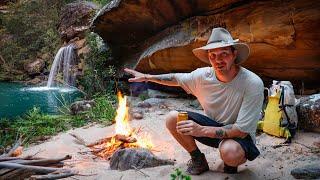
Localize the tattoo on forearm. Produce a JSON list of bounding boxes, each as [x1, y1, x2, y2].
[[156, 74, 174, 82], [215, 129, 225, 138]]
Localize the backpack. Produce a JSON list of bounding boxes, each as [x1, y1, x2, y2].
[[257, 80, 298, 142]]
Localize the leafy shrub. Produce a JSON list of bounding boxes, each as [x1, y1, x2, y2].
[[87, 94, 116, 124], [78, 32, 116, 97], [170, 168, 191, 180], [0, 106, 85, 147]]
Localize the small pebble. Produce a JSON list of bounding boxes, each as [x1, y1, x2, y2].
[[132, 112, 143, 119]]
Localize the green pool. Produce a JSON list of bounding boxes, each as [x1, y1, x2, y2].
[[0, 82, 83, 119]]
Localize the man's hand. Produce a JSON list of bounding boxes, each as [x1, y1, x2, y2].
[[176, 120, 204, 137], [124, 68, 147, 82]]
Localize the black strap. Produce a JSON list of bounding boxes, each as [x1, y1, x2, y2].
[[279, 86, 291, 126]]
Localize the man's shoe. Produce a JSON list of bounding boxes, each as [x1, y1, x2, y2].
[[186, 153, 209, 175], [223, 163, 238, 174]]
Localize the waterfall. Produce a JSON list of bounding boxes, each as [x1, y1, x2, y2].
[[47, 44, 77, 87]]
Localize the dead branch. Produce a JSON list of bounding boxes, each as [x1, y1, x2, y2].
[[69, 133, 87, 146], [0, 138, 21, 158], [0, 157, 22, 162], [4, 155, 71, 166], [29, 171, 76, 180], [87, 137, 112, 147], [0, 168, 14, 176], [295, 142, 320, 153], [0, 169, 34, 179], [0, 162, 69, 174], [131, 165, 149, 177]]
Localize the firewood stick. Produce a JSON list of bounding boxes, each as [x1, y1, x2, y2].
[[69, 133, 87, 146], [4, 155, 71, 166], [1, 169, 34, 179], [0, 157, 22, 162], [0, 152, 43, 162], [0, 162, 71, 174], [0, 168, 15, 176], [29, 171, 76, 180], [87, 137, 112, 147]]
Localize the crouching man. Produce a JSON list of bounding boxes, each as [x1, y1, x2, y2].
[[125, 27, 264, 175]]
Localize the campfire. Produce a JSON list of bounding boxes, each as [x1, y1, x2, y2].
[[89, 92, 153, 159]]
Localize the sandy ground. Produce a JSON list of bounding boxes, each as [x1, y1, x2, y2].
[[23, 97, 320, 180]]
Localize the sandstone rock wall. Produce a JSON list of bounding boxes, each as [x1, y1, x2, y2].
[[91, 0, 320, 88]]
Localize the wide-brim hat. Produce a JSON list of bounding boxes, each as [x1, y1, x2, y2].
[[192, 27, 250, 64]]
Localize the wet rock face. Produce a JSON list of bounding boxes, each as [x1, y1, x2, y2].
[[297, 94, 320, 131], [24, 59, 45, 75], [0, 0, 17, 6], [109, 148, 174, 171], [58, 1, 98, 41]]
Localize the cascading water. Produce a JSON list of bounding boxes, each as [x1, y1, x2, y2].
[[0, 45, 83, 119], [47, 44, 77, 87]]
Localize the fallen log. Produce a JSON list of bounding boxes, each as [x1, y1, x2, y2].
[[4, 155, 71, 166], [0, 162, 66, 174], [0, 155, 76, 179], [0, 169, 34, 180], [0, 157, 21, 162]]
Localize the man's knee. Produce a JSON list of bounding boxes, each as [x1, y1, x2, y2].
[[165, 110, 179, 131], [219, 139, 246, 167]]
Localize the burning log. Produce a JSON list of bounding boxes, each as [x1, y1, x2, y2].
[[109, 148, 174, 171], [90, 134, 141, 160]]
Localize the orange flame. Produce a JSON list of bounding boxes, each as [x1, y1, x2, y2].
[[115, 92, 131, 136], [114, 92, 153, 149], [92, 92, 154, 159]]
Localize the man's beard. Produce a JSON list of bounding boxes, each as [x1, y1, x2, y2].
[[214, 63, 230, 74]]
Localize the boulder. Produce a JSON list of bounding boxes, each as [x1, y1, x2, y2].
[[132, 112, 143, 120], [109, 148, 174, 170], [291, 163, 320, 179], [25, 77, 42, 85], [58, 1, 98, 41], [70, 100, 95, 115], [297, 94, 320, 132], [147, 89, 179, 99], [24, 59, 45, 75], [92, 0, 320, 87]]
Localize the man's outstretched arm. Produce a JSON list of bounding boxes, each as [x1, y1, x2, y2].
[[124, 68, 179, 86]]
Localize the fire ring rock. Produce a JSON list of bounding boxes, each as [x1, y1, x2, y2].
[[109, 148, 174, 171]]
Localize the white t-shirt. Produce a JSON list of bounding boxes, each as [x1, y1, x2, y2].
[[175, 67, 264, 143]]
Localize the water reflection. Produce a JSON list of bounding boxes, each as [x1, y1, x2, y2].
[[0, 82, 82, 119]]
